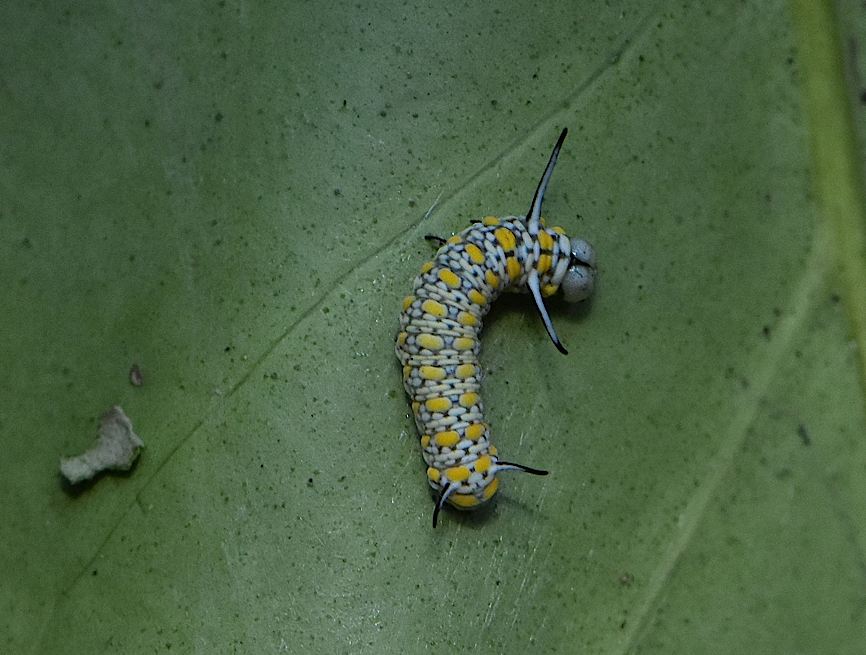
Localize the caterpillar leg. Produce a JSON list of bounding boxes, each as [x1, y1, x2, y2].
[[424, 234, 446, 247]]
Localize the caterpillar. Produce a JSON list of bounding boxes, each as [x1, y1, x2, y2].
[[396, 128, 597, 527]]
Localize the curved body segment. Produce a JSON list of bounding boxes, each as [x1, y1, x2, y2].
[[395, 129, 597, 526]]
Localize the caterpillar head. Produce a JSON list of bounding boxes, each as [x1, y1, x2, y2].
[[562, 237, 597, 303]]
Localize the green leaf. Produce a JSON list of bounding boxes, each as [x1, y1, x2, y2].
[[2, 0, 864, 652]]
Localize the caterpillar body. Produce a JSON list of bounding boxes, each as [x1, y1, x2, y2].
[[396, 128, 597, 527]]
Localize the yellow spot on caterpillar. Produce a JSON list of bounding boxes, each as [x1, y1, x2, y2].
[[427, 467, 440, 482], [475, 454, 492, 473], [457, 311, 477, 327], [552, 226, 566, 235], [482, 215, 500, 226], [438, 268, 461, 289], [434, 430, 460, 447], [465, 243, 485, 265], [494, 227, 517, 251], [397, 331, 408, 346], [447, 235, 462, 245], [489, 445, 498, 456], [421, 299, 447, 318], [417, 333, 444, 350], [538, 230, 553, 251], [455, 363, 477, 379], [466, 423, 486, 440], [542, 284, 558, 297], [419, 365, 446, 380], [420, 435, 431, 448], [459, 392, 479, 408], [468, 289, 487, 305], [537, 253, 552, 274], [446, 465, 471, 482], [425, 397, 452, 413], [483, 476, 500, 500], [450, 493, 480, 508], [506, 256, 522, 281], [539, 216, 547, 226], [402, 365, 411, 380], [485, 269, 500, 288], [453, 337, 474, 351], [402, 295, 415, 311], [420, 261, 434, 274]]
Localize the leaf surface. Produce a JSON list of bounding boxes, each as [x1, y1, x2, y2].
[[1, 1, 864, 652]]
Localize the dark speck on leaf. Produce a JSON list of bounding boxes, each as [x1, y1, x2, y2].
[[214, 112, 223, 122]]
